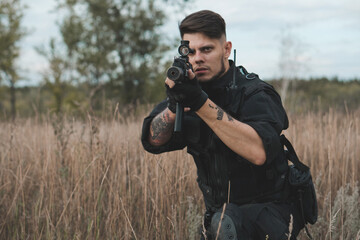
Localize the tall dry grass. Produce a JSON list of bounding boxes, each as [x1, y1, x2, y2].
[[0, 109, 359, 239]]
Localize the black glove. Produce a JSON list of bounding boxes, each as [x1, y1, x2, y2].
[[166, 78, 208, 111]]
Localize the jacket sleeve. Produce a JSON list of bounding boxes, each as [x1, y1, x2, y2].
[[141, 99, 187, 154], [238, 84, 288, 164]]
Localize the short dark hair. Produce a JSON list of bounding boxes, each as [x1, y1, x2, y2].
[[179, 10, 226, 39]]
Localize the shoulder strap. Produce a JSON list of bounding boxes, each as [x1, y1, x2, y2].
[[227, 66, 262, 115], [280, 134, 309, 172]]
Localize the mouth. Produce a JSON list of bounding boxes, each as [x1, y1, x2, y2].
[[195, 67, 208, 74]]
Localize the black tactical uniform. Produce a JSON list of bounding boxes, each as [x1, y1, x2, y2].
[[141, 61, 303, 239]]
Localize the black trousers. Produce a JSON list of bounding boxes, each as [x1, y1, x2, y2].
[[203, 202, 304, 240]]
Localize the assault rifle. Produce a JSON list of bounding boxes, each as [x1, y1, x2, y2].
[[166, 40, 194, 133]]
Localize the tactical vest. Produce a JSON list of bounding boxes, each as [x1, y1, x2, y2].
[[183, 66, 290, 211]]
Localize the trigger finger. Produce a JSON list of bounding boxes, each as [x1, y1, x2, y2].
[[187, 69, 196, 80], [165, 78, 175, 88]]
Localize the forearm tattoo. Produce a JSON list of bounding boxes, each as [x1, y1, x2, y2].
[[150, 111, 174, 142], [209, 104, 234, 121], [217, 109, 224, 120]]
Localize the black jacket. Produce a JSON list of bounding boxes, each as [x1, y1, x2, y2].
[[141, 61, 290, 210]]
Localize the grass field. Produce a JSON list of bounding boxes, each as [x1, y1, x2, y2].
[[0, 109, 359, 239]]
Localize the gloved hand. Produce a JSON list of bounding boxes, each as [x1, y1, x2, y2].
[[166, 77, 208, 111]]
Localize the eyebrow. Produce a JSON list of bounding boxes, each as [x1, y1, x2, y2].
[[198, 45, 215, 52]]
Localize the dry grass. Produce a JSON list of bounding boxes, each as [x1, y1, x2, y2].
[[285, 109, 360, 239], [0, 109, 359, 239]]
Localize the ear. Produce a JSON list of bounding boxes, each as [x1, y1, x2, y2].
[[224, 41, 232, 59]]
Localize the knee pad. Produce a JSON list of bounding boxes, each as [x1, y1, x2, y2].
[[209, 212, 238, 240]]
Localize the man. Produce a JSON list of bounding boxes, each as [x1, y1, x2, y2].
[[141, 10, 304, 240]]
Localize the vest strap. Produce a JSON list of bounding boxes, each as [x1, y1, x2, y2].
[[280, 135, 309, 172]]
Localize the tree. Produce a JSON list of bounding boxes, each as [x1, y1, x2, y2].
[[57, 0, 185, 110], [278, 26, 309, 103], [36, 39, 69, 114], [0, 0, 26, 120]]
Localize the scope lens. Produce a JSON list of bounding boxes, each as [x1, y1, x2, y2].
[[179, 45, 190, 56]]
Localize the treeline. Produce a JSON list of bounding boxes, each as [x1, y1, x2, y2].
[[0, 80, 167, 119], [0, 77, 359, 119], [269, 77, 360, 113]]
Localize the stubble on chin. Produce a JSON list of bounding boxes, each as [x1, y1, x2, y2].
[[198, 59, 226, 83]]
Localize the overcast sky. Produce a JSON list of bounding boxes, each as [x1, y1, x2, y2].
[[18, 0, 360, 85]]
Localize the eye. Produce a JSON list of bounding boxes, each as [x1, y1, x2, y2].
[[188, 50, 195, 56]]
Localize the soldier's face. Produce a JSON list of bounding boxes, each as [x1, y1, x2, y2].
[[183, 33, 232, 82]]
